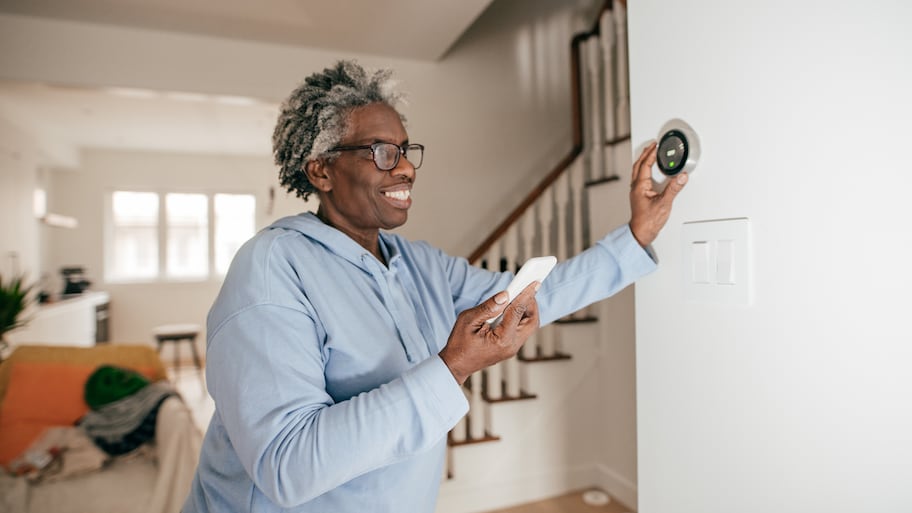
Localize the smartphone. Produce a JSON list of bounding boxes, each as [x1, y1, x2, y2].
[[486, 255, 557, 326]]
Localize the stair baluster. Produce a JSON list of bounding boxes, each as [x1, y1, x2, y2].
[[613, 3, 630, 138], [518, 210, 539, 362], [501, 227, 522, 399], [484, 243, 504, 401], [586, 37, 607, 186], [467, 371, 486, 440], [600, 10, 617, 145]]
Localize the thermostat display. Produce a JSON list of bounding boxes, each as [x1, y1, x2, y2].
[[657, 130, 688, 174], [656, 119, 700, 177]]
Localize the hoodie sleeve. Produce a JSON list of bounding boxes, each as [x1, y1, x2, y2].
[[437, 223, 657, 325]]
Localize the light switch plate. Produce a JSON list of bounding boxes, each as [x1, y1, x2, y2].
[[681, 218, 752, 305]]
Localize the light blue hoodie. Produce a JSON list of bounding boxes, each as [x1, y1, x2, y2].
[[184, 212, 656, 513]]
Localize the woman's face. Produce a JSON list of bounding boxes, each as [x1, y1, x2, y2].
[[316, 102, 416, 240]]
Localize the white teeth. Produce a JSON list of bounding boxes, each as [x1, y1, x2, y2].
[[384, 190, 410, 201]]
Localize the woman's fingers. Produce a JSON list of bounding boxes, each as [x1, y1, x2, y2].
[[632, 141, 657, 188]]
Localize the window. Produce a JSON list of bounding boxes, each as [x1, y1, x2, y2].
[[109, 191, 159, 281], [106, 191, 255, 282], [214, 193, 256, 275], [166, 193, 208, 279]]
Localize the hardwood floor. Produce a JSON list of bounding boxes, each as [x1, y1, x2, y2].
[[481, 489, 633, 513]]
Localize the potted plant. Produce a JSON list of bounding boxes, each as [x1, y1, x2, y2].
[[0, 273, 34, 358]]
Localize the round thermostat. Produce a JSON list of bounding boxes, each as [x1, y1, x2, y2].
[[656, 118, 700, 177]]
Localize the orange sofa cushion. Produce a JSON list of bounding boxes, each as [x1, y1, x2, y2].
[[0, 360, 158, 467]]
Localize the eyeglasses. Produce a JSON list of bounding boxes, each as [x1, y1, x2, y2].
[[331, 142, 424, 171]]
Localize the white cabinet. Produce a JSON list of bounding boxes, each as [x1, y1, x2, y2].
[[7, 291, 110, 347]]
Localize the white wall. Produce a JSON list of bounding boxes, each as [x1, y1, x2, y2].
[[629, 1, 912, 512], [0, 118, 43, 280]]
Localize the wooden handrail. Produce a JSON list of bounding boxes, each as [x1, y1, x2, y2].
[[467, 3, 614, 264]]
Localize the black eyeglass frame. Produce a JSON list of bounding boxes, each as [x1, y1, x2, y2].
[[330, 142, 424, 171]]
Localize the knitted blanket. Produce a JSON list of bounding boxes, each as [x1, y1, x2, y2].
[[77, 382, 176, 455]]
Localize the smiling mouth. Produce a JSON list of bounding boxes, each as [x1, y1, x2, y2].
[[383, 190, 411, 201]]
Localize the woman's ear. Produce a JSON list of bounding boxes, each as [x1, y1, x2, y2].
[[304, 159, 332, 192]]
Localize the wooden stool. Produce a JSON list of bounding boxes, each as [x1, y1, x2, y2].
[[152, 323, 203, 376]]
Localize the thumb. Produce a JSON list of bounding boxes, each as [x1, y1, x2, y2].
[[497, 282, 538, 329], [469, 290, 509, 327], [661, 172, 688, 204]]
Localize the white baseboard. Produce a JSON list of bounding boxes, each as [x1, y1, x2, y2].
[[593, 463, 638, 511]]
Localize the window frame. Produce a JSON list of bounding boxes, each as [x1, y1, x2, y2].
[[104, 188, 256, 284]]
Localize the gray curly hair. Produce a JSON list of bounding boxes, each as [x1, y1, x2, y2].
[[272, 60, 406, 200]]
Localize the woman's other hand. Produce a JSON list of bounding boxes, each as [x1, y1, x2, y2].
[[438, 283, 540, 385]]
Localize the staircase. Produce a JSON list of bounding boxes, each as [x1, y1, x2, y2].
[[444, 1, 632, 481]]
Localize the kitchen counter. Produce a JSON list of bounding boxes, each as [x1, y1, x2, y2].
[[7, 291, 110, 348]]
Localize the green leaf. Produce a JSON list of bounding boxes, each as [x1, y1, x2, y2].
[[0, 273, 35, 337]]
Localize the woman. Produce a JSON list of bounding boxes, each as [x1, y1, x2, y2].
[[184, 60, 685, 513]]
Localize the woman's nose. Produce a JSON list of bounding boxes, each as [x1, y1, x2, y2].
[[389, 154, 415, 181]]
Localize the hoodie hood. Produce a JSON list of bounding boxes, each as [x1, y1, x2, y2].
[[268, 212, 401, 273]]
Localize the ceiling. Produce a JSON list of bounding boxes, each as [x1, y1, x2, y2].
[[0, 81, 282, 158], [0, 0, 493, 61], [0, 0, 495, 162]]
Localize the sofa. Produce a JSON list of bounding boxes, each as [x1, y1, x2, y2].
[[0, 344, 202, 513]]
